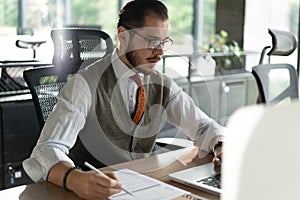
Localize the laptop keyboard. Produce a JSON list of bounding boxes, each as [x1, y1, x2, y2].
[[197, 174, 221, 189]]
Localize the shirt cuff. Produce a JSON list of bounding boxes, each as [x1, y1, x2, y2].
[[23, 147, 74, 182], [194, 121, 226, 157]]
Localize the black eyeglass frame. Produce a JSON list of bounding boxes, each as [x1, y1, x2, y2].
[[122, 25, 173, 51]]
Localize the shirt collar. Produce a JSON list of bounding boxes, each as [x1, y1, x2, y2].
[[111, 49, 144, 80]]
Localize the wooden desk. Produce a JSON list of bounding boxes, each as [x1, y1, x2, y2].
[[0, 146, 219, 200]]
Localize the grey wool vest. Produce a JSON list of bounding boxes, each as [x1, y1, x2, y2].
[[69, 55, 172, 169], [95, 63, 171, 153]]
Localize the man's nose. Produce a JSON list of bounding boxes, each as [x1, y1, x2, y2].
[[152, 46, 164, 55]]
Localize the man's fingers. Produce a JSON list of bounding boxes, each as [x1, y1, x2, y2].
[[213, 156, 221, 165], [105, 172, 120, 181]]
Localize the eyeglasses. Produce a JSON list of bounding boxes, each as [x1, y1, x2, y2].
[[124, 26, 173, 51]]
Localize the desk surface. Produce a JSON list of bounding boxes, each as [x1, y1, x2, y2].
[[0, 147, 219, 200]]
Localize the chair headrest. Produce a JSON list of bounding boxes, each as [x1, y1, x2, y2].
[[267, 28, 297, 56]]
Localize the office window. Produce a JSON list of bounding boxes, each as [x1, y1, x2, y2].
[[0, 0, 218, 68], [69, 0, 118, 37], [0, 0, 18, 36], [160, 0, 217, 77], [25, 0, 56, 33], [162, 0, 216, 53], [0, 0, 56, 61], [202, 0, 217, 44]]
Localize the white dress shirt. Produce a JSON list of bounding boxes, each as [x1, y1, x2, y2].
[[23, 49, 225, 182]]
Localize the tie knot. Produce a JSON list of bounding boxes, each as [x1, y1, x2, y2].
[[131, 73, 143, 87]]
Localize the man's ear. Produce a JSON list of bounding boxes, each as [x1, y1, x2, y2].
[[117, 26, 130, 48]]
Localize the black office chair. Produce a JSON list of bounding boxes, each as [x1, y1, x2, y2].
[[51, 27, 114, 70], [252, 29, 299, 105], [23, 66, 78, 129], [24, 28, 114, 130]]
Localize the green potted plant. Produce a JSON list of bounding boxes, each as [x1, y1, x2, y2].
[[202, 30, 244, 73]]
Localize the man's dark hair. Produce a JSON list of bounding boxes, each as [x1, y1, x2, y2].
[[117, 0, 169, 29]]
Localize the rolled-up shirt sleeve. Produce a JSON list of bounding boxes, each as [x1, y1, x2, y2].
[[166, 79, 226, 153], [23, 74, 92, 182]]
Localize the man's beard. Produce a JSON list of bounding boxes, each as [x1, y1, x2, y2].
[[125, 48, 161, 74], [125, 51, 139, 68]]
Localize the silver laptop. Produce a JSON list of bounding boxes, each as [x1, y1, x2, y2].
[[168, 162, 221, 195]]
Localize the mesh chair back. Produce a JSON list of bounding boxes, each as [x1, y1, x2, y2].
[[51, 28, 114, 70], [252, 63, 299, 105], [23, 66, 78, 129], [24, 28, 114, 130]]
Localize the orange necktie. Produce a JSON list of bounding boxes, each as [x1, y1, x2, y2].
[[131, 73, 146, 124]]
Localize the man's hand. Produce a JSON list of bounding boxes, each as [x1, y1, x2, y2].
[[212, 142, 222, 167], [68, 169, 122, 200], [210, 137, 224, 167], [48, 162, 122, 200]]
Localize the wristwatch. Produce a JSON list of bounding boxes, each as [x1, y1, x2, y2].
[[213, 140, 223, 152]]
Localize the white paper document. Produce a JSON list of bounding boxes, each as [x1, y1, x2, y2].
[[109, 169, 189, 200]]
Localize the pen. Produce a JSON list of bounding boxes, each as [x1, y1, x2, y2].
[[84, 161, 134, 196]]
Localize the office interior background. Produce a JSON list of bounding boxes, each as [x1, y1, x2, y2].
[[0, 0, 299, 191], [0, 0, 299, 70]]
